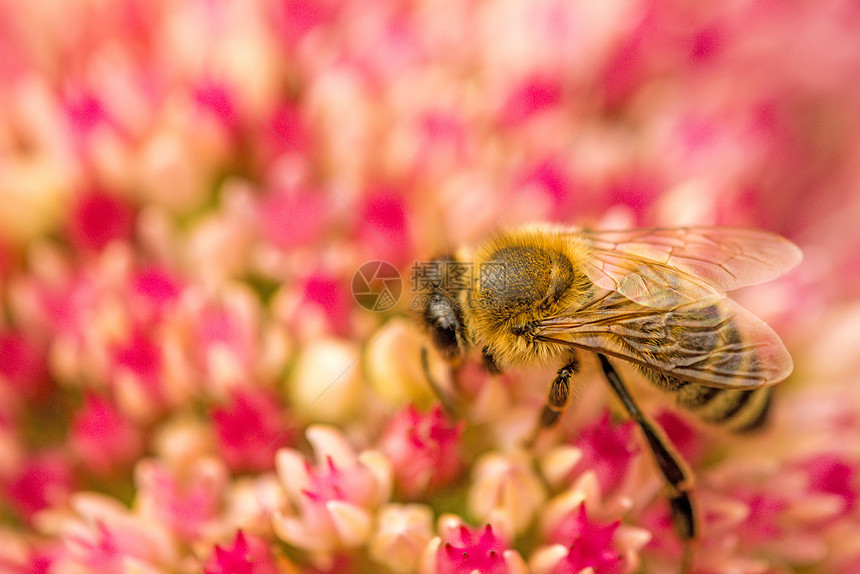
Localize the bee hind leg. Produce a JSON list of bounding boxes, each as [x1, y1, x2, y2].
[[597, 354, 698, 560]]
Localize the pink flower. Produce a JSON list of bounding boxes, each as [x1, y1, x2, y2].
[[130, 267, 182, 321], [194, 82, 240, 132], [532, 473, 650, 574], [17, 548, 54, 574], [653, 410, 705, 465], [212, 387, 291, 473], [545, 504, 623, 574], [275, 0, 337, 41], [64, 92, 109, 139], [111, 329, 165, 409], [421, 516, 528, 574], [640, 454, 852, 570], [203, 531, 280, 574], [0, 330, 50, 401], [45, 492, 178, 573], [273, 425, 392, 554], [517, 160, 581, 221], [544, 411, 641, 495], [797, 454, 858, 516], [4, 452, 75, 520], [356, 190, 412, 267], [264, 102, 312, 158], [468, 449, 547, 536], [301, 273, 352, 336], [135, 458, 228, 543], [370, 503, 435, 574], [414, 110, 468, 175], [194, 304, 256, 377], [67, 192, 134, 251], [259, 188, 330, 250], [502, 75, 563, 125], [70, 393, 142, 476], [380, 405, 463, 497]]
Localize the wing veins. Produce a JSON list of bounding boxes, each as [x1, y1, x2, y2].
[[579, 226, 801, 309], [530, 289, 792, 389]]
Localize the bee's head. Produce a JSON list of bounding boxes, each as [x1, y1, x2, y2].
[[418, 256, 468, 361], [423, 293, 465, 360]]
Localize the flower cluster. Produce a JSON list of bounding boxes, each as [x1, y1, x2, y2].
[[2, 0, 860, 573]]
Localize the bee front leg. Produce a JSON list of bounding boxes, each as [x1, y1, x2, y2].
[[481, 346, 503, 375], [597, 354, 697, 569], [527, 353, 580, 444], [420, 347, 460, 417], [422, 346, 504, 419]]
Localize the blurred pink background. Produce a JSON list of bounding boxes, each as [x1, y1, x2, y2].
[[2, 1, 860, 573]]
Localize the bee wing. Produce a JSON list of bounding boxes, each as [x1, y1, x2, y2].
[[579, 227, 802, 308], [532, 289, 793, 388]]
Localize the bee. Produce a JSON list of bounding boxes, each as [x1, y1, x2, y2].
[[418, 224, 801, 548]]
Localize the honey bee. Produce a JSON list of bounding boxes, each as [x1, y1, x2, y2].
[[419, 224, 801, 547]]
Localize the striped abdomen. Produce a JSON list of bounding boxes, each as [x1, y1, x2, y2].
[[636, 303, 775, 432], [652, 374, 773, 432]]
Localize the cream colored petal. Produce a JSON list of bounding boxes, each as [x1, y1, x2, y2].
[[698, 491, 749, 531], [539, 446, 584, 486], [468, 450, 546, 535], [502, 549, 530, 574], [541, 471, 602, 533], [358, 450, 394, 504], [327, 500, 372, 547], [468, 376, 510, 423], [70, 492, 130, 522], [616, 525, 652, 572], [272, 510, 332, 553], [124, 558, 167, 574], [289, 341, 364, 424], [364, 318, 438, 408], [769, 533, 828, 565], [529, 544, 569, 574], [483, 511, 516, 543], [370, 504, 434, 574], [781, 494, 844, 523], [615, 524, 652, 551], [419, 536, 442, 574], [306, 425, 359, 467], [223, 473, 288, 530], [436, 514, 466, 539], [275, 448, 311, 500]]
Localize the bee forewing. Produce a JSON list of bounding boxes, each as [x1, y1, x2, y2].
[[533, 291, 794, 389], [580, 227, 802, 308]]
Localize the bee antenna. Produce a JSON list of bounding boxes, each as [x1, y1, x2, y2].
[[420, 346, 460, 418], [681, 538, 698, 574]]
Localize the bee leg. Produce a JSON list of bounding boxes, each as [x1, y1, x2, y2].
[[481, 346, 503, 375], [528, 353, 580, 443], [597, 354, 698, 548], [420, 346, 460, 417]]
